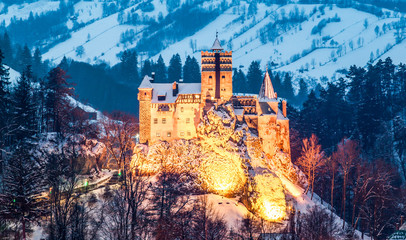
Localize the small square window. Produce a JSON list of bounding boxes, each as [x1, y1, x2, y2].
[[154, 118, 158, 124], [186, 118, 190, 124], [180, 132, 184, 136], [187, 131, 191, 136], [156, 132, 160, 137], [162, 118, 166, 124], [167, 132, 171, 137]]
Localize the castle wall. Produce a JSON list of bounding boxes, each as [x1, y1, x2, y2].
[[150, 104, 175, 143], [174, 102, 200, 139], [258, 115, 290, 157]]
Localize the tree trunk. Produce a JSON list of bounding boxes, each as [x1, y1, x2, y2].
[[342, 173, 347, 229], [331, 171, 335, 210]]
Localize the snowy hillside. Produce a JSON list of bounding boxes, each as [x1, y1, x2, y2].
[[2, 0, 406, 87]]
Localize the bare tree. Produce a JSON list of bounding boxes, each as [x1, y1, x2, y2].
[[325, 156, 338, 211], [192, 195, 228, 240], [100, 111, 138, 174], [297, 205, 342, 240], [332, 138, 359, 229], [297, 134, 325, 199]]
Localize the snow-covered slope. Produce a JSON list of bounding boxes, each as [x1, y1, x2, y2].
[[2, 1, 405, 88]]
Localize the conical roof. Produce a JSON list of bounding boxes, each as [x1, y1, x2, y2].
[[259, 69, 276, 99], [211, 32, 223, 51]]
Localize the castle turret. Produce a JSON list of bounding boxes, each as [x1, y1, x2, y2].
[[138, 76, 153, 144], [201, 33, 232, 103]]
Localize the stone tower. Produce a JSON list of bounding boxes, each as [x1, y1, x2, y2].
[[138, 76, 153, 144], [201, 34, 233, 103]]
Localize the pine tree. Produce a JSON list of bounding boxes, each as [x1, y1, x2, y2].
[[232, 69, 247, 93], [154, 55, 167, 83], [12, 65, 38, 142], [45, 67, 73, 134], [120, 50, 139, 84], [282, 73, 295, 101], [0, 50, 12, 147], [246, 61, 262, 94], [32, 48, 43, 79], [272, 72, 283, 94], [141, 59, 152, 78], [1, 32, 13, 64], [296, 78, 308, 105], [0, 142, 45, 240], [58, 56, 69, 72], [19, 45, 32, 71], [183, 56, 200, 83], [168, 54, 182, 83]]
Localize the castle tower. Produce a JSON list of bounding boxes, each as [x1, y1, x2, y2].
[[201, 33, 233, 103], [138, 76, 153, 144]]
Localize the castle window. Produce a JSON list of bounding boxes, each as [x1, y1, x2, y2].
[[156, 132, 160, 137], [162, 118, 166, 124], [154, 118, 158, 124], [180, 131, 185, 136], [181, 107, 184, 112], [167, 132, 171, 137], [209, 76, 213, 85], [187, 131, 191, 136], [186, 118, 190, 124], [222, 75, 225, 78]]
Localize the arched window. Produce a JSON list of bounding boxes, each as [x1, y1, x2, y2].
[[208, 76, 213, 85]]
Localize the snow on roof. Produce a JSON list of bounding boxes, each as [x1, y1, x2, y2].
[[139, 75, 153, 89], [234, 108, 244, 116], [150, 82, 201, 103]]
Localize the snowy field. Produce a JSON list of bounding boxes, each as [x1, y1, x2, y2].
[[2, 0, 405, 87]]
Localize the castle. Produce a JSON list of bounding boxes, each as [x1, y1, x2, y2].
[[138, 36, 290, 156]]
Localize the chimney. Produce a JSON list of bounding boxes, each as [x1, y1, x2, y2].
[[151, 72, 155, 82], [282, 100, 287, 118], [172, 81, 178, 96]]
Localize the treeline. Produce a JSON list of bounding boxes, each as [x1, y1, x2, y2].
[[233, 61, 309, 106], [135, 0, 225, 55], [0, 1, 76, 51], [289, 57, 406, 239]]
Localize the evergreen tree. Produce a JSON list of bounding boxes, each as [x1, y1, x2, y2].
[[12, 65, 37, 142], [120, 50, 139, 84], [141, 59, 152, 78], [296, 78, 308, 105], [232, 69, 247, 93], [300, 90, 322, 138], [246, 61, 262, 94], [153, 55, 167, 83], [183, 56, 200, 83], [45, 67, 73, 134], [32, 48, 43, 79], [19, 45, 32, 71], [58, 56, 69, 72], [1, 32, 13, 65], [168, 54, 182, 83], [272, 72, 283, 94], [0, 142, 44, 240], [282, 73, 295, 101], [0, 50, 11, 147]]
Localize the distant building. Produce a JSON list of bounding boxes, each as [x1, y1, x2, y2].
[[138, 35, 290, 156]]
